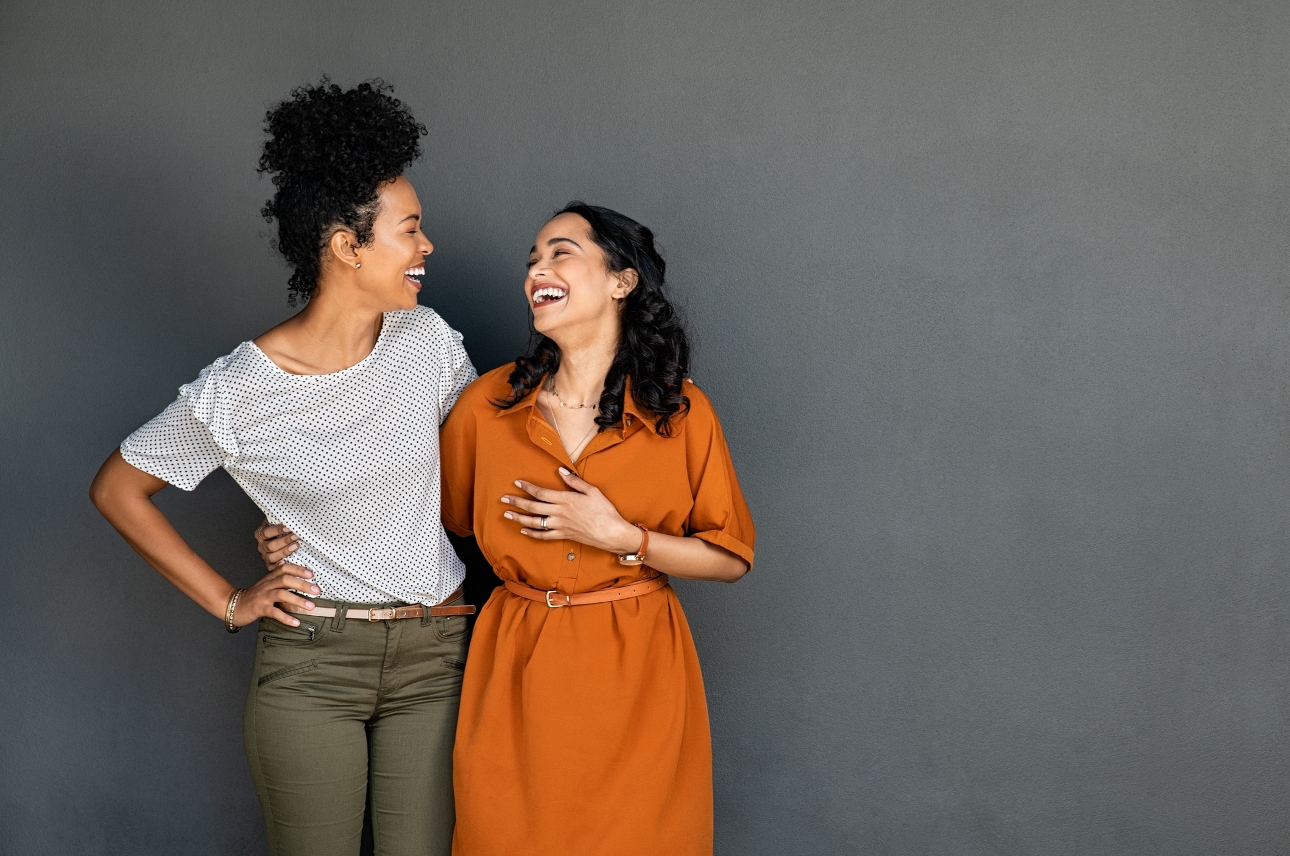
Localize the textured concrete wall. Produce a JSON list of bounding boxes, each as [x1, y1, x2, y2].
[[3, 1, 1289, 853]]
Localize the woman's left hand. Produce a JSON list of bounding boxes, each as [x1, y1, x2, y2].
[[502, 467, 643, 556]]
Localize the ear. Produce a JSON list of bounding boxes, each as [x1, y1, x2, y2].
[[612, 268, 640, 300], [327, 227, 363, 271]]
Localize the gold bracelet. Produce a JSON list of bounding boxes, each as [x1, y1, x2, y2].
[[225, 588, 244, 634]]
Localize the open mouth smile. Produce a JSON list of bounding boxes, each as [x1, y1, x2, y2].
[[532, 285, 567, 307], [405, 264, 424, 290]]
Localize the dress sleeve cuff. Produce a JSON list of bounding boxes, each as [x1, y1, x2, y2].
[[693, 530, 754, 568], [118, 443, 196, 491]]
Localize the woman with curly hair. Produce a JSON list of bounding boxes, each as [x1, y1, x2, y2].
[[262, 203, 756, 854], [90, 79, 475, 855]]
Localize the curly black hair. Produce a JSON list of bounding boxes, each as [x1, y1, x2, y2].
[[258, 78, 427, 304], [497, 202, 691, 436]]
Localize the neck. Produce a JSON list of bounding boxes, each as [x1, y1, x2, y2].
[[289, 273, 385, 368], [551, 334, 617, 405]]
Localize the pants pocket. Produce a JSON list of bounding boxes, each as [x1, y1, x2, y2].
[[435, 615, 469, 642], [257, 659, 319, 687], [260, 616, 320, 647]]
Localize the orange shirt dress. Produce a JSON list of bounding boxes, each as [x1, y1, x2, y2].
[[440, 365, 755, 855]]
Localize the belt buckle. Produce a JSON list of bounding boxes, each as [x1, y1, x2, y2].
[[544, 590, 570, 608], [368, 607, 396, 621]]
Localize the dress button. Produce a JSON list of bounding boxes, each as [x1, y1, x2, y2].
[[567, 552, 576, 561]]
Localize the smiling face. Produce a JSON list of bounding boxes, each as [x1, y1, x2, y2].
[[328, 175, 433, 311], [525, 212, 636, 344]]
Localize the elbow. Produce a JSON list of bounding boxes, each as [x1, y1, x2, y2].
[[88, 471, 109, 512], [88, 476, 119, 519], [89, 451, 127, 515], [722, 560, 751, 584]]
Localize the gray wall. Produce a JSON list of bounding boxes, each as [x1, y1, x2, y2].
[[2, 1, 1288, 853]]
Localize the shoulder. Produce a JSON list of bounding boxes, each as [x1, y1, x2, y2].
[[383, 307, 471, 377], [389, 304, 451, 335], [452, 363, 516, 412], [675, 377, 720, 429], [180, 343, 259, 393], [385, 305, 459, 345]]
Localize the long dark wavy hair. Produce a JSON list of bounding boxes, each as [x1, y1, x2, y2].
[[497, 202, 691, 436], [258, 78, 426, 305]]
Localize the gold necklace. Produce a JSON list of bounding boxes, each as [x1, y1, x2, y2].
[[546, 376, 600, 410], [544, 401, 599, 461]]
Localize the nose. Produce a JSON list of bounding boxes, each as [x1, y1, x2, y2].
[[418, 234, 434, 255]]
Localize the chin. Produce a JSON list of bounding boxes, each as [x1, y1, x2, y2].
[[392, 291, 421, 311]]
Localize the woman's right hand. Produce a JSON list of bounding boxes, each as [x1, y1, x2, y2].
[[233, 561, 320, 628]]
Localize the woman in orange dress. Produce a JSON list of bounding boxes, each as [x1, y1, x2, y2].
[[439, 202, 754, 855], [258, 202, 754, 854]]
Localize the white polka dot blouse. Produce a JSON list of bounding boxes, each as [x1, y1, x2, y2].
[[120, 306, 478, 606]]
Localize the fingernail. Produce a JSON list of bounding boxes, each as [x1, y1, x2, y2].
[[289, 544, 299, 552], [501, 497, 510, 504], [514, 480, 522, 487], [558, 467, 571, 475], [504, 512, 513, 520], [291, 618, 300, 626], [302, 570, 311, 577], [311, 586, 320, 594], [520, 529, 528, 534]]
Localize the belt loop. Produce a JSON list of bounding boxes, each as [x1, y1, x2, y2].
[[556, 577, 577, 596], [421, 601, 433, 627], [331, 601, 347, 633]]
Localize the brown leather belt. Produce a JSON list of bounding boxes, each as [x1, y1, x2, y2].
[[504, 575, 669, 608], [285, 585, 475, 621]]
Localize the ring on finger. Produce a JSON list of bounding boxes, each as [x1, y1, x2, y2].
[[540, 515, 549, 530]]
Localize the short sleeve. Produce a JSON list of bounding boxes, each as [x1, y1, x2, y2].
[[119, 362, 237, 491], [438, 324, 477, 424], [439, 382, 481, 537], [683, 388, 756, 567]]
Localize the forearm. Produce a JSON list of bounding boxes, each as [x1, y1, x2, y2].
[[90, 452, 234, 619], [605, 524, 749, 583]]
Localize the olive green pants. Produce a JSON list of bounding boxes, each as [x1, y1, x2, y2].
[[243, 598, 469, 856]]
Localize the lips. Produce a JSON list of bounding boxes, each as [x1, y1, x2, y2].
[[405, 264, 424, 290], [532, 285, 567, 307]]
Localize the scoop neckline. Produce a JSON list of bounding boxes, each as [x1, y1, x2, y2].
[[247, 312, 393, 379]]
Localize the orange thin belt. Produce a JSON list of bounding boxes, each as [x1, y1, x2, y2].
[[504, 575, 669, 608]]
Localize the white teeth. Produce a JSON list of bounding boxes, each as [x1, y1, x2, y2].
[[406, 266, 424, 276], [533, 287, 566, 303]]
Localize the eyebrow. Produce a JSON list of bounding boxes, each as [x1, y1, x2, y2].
[[528, 236, 581, 255], [399, 214, 420, 224]]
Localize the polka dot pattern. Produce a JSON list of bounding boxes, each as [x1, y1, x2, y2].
[[120, 306, 477, 606]]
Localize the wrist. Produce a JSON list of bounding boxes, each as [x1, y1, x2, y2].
[[612, 520, 643, 555], [225, 586, 246, 633]]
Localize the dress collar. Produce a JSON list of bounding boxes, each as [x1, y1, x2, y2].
[[495, 374, 658, 435]]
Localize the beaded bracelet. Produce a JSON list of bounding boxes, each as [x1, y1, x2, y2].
[[225, 588, 245, 634]]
